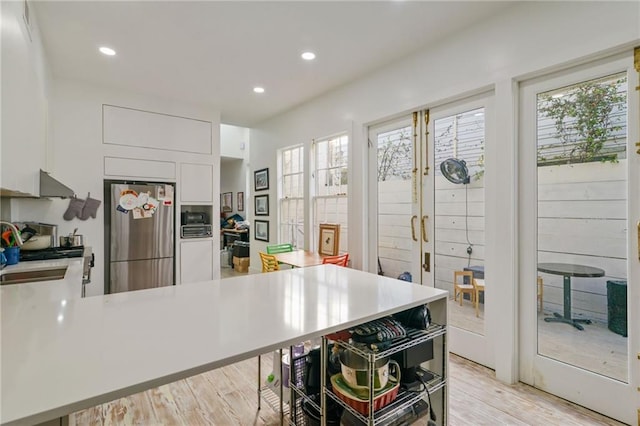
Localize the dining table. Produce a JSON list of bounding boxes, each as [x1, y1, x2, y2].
[[537, 262, 605, 330], [275, 249, 326, 268]]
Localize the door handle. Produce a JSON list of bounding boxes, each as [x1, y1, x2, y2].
[[411, 215, 418, 242], [422, 252, 430, 272], [421, 215, 429, 242]]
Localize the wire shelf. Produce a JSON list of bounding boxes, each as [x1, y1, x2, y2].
[[325, 368, 444, 425]]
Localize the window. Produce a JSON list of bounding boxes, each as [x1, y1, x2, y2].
[[313, 134, 348, 253], [278, 145, 304, 247]]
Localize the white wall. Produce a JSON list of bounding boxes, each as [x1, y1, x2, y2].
[[221, 124, 249, 159], [220, 124, 250, 219], [1, 0, 52, 197], [249, 0, 639, 387], [11, 78, 220, 296]]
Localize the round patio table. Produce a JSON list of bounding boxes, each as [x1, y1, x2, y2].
[[537, 263, 605, 331]]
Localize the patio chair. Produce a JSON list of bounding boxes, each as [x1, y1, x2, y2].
[[537, 276, 544, 313], [259, 252, 280, 272], [453, 270, 475, 307], [322, 253, 349, 267], [473, 278, 485, 318]]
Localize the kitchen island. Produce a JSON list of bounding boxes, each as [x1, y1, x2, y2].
[[1, 265, 447, 425]]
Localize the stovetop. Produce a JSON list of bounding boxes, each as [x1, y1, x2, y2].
[[20, 245, 85, 261]]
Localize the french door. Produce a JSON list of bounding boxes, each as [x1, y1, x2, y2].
[[368, 92, 495, 368], [518, 52, 638, 424]]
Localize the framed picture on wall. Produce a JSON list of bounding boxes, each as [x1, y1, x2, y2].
[[237, 192, 244, 211], [255, 220, 269, 242], [318, 224, 340, 256], [221, 192, 232, 212], [254, 168, 269, 191], [255, 194, 269, 216]]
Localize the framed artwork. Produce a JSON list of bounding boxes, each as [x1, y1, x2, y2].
[[255, 220, 269, 242], [318, 224, 340, 256], [221, 192, 232, 212], [254, 168, 269, 191], [237, 192, 244, 211], [255, 194, 269, 216]]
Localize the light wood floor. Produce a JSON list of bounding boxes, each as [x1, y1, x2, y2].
[[70, 353, 623, 426], [447, 297, 628, 382]]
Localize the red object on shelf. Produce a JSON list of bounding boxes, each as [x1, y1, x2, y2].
[[331, 374, 400, 415], [325, 329, 352, 341]]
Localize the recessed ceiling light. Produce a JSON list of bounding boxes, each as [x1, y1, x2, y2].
[[301, 52, 316, 61], [99, 46, 116, 56], [253, 87, 265, 94]]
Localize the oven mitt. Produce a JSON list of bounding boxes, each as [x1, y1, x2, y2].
[[79, 197, 101, 220], [63, 197, 85, 221]]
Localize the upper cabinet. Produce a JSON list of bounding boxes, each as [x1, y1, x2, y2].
[[180, 163, 213, 203], [103, 105, 213, 155], [1, 0, 49, 196]]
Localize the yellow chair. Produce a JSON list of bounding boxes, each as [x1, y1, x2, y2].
[[473, 278, 485, 318], [259, 252, 280, 272], [453, 270, 475, 306], [537, 276, 544, 313]]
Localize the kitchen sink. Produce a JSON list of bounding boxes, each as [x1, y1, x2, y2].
[[0, 267, 67, 285]]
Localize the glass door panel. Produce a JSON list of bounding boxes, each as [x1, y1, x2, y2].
[[371, 119, 420, 281], [536, 72, 628, 382], [433, 107, 486, 335]]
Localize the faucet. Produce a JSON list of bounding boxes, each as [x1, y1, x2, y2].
[[0, 221, 24, 247]]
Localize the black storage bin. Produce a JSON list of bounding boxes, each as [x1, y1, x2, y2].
[[232, 241, 250, 258], [606, 280, 627, 337]]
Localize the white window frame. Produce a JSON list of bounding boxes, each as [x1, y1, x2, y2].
[[311, 133, 349, 253], [277, 144, 304, 247]]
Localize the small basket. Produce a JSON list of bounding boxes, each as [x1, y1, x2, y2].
[[330, 374, 399, 416]]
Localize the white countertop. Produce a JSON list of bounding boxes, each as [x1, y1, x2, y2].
[[1, 265, 447, 425], [0, 257, 84, 305]]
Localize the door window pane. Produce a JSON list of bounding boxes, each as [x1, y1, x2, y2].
[[376, 125, 413, 280], [434, 108, 485, 335], [536, 73, 628, 382]]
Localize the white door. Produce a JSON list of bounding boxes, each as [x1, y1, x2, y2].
[[518, 52, 638, 424], [368, 93, 495, 369]]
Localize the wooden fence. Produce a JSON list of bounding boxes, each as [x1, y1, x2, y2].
[[377, 160, 627, 323]]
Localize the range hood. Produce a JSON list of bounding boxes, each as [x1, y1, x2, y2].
[[0, 170, 75, 198], [39, 170, 75, 198]]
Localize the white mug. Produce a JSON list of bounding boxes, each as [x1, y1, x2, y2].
[[341, 360, 400, 392]]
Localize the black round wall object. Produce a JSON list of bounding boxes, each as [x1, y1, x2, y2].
[[440, 158, 471, 184]]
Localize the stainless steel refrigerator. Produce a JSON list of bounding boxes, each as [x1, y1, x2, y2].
[[104, 181, 175, 294]]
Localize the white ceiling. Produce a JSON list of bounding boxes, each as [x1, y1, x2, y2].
[[34, 1, 514, 127]]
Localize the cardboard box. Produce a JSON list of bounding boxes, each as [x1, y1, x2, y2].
[[233, 256, 250, 273]]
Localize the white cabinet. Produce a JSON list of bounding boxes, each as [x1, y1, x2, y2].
[[180, 163, 213, 203], [1, 0, 47, 196], [180, 239, 214, 284], [103, 105, 212, 154]]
